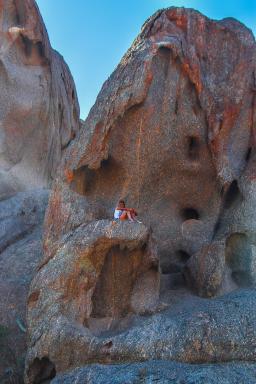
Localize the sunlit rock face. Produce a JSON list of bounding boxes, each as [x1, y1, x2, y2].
[[0, 0, 80, 199], [25, 6, 256, 384]]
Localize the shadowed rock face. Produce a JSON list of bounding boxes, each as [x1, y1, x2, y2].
[[25, 6, 256, 384], [0, 189, 49, 382], [0, 0, 80, 200]]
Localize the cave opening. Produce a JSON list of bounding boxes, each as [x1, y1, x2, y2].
[[176, 249, 191, 263], [181, 207, 200, 221], [187, 136, 200, 160], [27, 357, 56, 384], [225, 232, 253, 287]]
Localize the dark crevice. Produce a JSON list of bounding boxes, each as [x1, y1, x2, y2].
[[0, 227, 36, 255], [14, 0, 26, 26], [187, 136, 200, 160], [36, 41, 45, 58], [174, 99, 179, 114], [226, 233, 253, 287], [158, 46, 171, 78], [175, 250, 191, 263], [21, 35, 33, 57], [181, 207, 200, 221], [150, 263, 159, 273], [245, 147, 252, 162], [27, 357, 56, 384], [223, 180, 242, 210], [103, 340, 113, 349], [213, 218, 221, 236], [161, 263, 182, 274]]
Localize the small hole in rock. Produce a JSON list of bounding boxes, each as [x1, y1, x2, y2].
[[174, 99, 179, 114], [104, 341, 113, 348], [100, 157, 111, 169], [223, 180, 241, 209], [176, 250, 191, 263], [187, 136, 200, 160], [150, 263, 159, 272], [181, 207, 200, 221], [141, 243, 147, 251], [27, 357, 56, 384]]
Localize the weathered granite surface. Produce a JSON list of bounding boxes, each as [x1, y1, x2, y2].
[[0, 0, 80, 200], [52, 361, 256, 384], [24, 5, 256, 384], [0, 189, 48, 382]]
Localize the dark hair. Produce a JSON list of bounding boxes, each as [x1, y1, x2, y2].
[[118, 199, 125, 205]]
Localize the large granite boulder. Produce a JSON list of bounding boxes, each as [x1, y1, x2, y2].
[[0, 0, 80, 200], [52, 361, 256, 384], [46, 6, 256, 291], [25, 6, 256, 383]]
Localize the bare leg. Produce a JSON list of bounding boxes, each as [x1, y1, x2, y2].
[[127, 211, 135, 221]]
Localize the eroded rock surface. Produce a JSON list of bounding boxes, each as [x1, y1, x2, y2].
[[25, 6, 256, 384], [0, 0, 80, 200], [0, 189, 48, 382], [52, 361, 256, 384]]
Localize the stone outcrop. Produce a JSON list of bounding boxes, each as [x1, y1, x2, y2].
[[25, 5, 256, 384], [0, 0, 80, 200], [0, 0, 81, 380], [0, 189, 48, 382], [52, 361, 256, 384]]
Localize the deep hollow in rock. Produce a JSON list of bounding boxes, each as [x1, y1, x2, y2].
[[187, 136, 200, 160], [225, 233, 253, 287], [176, 249, 191, 263], [27, 357, 56, 384], [181, 207, 200, 221]]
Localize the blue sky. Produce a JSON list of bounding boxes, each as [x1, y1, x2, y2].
[[36, 0, 256, 120]]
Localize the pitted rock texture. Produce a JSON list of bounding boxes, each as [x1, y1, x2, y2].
[[0, 189, 48, 381], [26, 289, 256, 383], [45, 6, 256, 292], [52, 361, 256, 384], [25, 221, 159, 383], [25, 6, 256, 384], [0, 0, 80, 200]]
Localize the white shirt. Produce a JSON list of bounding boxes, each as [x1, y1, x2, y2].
[[114, 209, 122, 219]]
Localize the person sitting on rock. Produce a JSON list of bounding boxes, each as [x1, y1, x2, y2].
[[114, 199, 139, 222]]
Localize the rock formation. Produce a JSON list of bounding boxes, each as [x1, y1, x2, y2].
[[0, 0, 80, 200], [0, 0, 81, 381], [25, 5, 256, 384], [0, 189, 48, 382]]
